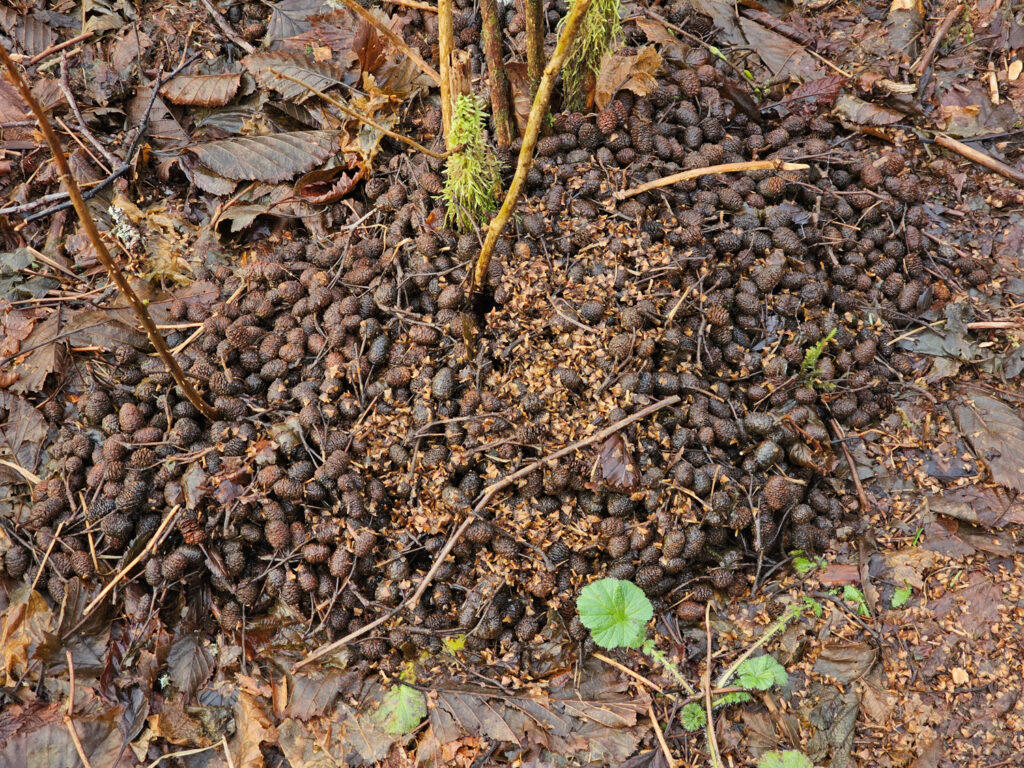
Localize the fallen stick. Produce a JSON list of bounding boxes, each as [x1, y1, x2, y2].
[[198, 0, 255, 54], [966, 320, 1021, 330], [81, 505, 181, 618], [294, 394, 680, 671], [25, 31, 94, 66], [934, 133, 1024, 187], [438, 0, 454, 139], [270, 70, 450, 159], [470, 0, 596, 293], [915, 2, 964, 77], [648, 701, 678, 768], [613, 159, 810, 200], [830, 419, 871, 515], [335, 0, 441, 85], [1, 48, 218, 420]]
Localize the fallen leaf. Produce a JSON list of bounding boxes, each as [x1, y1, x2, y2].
[[0, 587, 54, 685], [228, 692, 277, 768], [160, 73, 242, 107], [928, 486, 1024, 528], [950, 667, 969, 686], [594, 46, 662, 110], [167, 633, 213, 699], [265, 0, 323, 45], [884, 548, 937, 589], [278, 718, 341, 768], [634, 16, 677, 46], [812, 641, 876, 683], [0, 708, 130, 768], [504, 62, 534, 135], [834, 93, 905, 125], [243, 52, 355, 102], [0, 7, 58, 57], [777, 75, 846, 110], [285, 669, 358, 720], [953, 391, 1024, 492], [7, 310, 64, 395], [293, 164, 363, 204], [739, 17, 823, 81], [186, 130, 342, 184], [911, 738, 943, 768], [0, 392, 48, 474]]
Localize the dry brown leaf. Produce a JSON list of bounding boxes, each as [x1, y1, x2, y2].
[[834, 93, 905, 125], [812, 641, 877, 683], [243, 52, 355, 102], [739, 17, 823, 81], [594, 46, 662, 110], [634, 16, 677, 46], [8, 310, 65, 395], [186, 130, 341, 184], [0, 7, 58, 57], [954, 392, 1024, 492], [160, 73, 242, 107], [778, 75, 847, 109], [228, 693, 277, 768], [504, 62, 533, 135], [167, 633, 213, 699], [0, 587, 53, 685]]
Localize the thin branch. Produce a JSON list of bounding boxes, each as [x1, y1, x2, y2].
[[384, 0, 438, 11], [915, 2, 964, 76], [830, 419, 871, 514], [648, 701, 678, 768], [613, 159, 809, 201], [198, 0, 256, 54], [481, 0, 514, 147], [59, 53, 120, 169], [471, 0, 596, 293], [933, 133, 1024, 186], [335, 0, 441, 85], [703, 603, 724, 768], [1, 50, 217, 420], [438, 0, 454, 140], [81, 506, 181, 619], [525, 0, 545, 91], [594, 652, 664, 693], [269, 70, 451, 159], [26, 31, 94, 66], [294, 395, 680, 671]]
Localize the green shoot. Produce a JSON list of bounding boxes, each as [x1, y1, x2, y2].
[[800, 328, 837, 386], [791, 551, 827, 577], [758, 751, 814, 768], [890, 584, 913, 609], [842, 585, 871, 617], [442, 94, 502, 232], [559, 0, 622, 110]]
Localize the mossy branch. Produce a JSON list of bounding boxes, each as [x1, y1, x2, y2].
[[0, 47, 217, 421], [470, 0, 596, 293], [559, 0, 622, 110]]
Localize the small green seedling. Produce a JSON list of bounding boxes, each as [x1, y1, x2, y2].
[[757, 750, 814, 768], [800, 328, 837, 387], [842, 585, 871, 617], [442, 94, 502, 232], [890, 584, 913, 609], [791, 550, 827, 577]]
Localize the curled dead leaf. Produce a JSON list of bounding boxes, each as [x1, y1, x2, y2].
[[594, 46, 662, 110], [159, 73, 242, 107]]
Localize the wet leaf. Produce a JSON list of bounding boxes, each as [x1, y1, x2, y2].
[[634, 16, 678, 46], [244, 52, 353, 102], [167, 633, 213, 698], [293, 164, 363, 204], [285, 670, 355, 720], [953, 392, 1024, 492], [812, 641, 876, 682], [594, 46, 662, 110], [0, 7, 58, 56], [927, 486, 1024, 528], [278, 718, 339, 768], [589, 434, 640, 494], [834, 93, 905, 125], [739, 17, 823, 81], [376, 683, 427, 735], [160, 73, 242, 107], [0, 708, 130, 768], [0, 392, 48, 473], [890, 585, 913, 608], [228, 692, 277, 768], [265, 0, 323, 44], [186, 130, 341, 184], [0, 587, 54, 685], [778, 75, 846, 109]]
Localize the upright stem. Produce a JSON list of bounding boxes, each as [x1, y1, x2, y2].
[[525, 0, 546, 93], [0, 47, 218, 421], [471, 0, 594, 293], [480, 0, 515, 147], [643, 640, 698, 696], [438, 0, 455, 144]]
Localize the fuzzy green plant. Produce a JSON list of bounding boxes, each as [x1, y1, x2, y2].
[[559, 0, 622, 110], [442, 94, 502, 232]]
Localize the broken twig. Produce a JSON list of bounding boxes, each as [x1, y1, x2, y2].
[[915, 2, 964, 77], [933, 133, 1024, 187], [613, 159, 809, 200]]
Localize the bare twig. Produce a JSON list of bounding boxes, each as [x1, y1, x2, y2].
[[481, 0, 514, 147], [295, 395, 680, 671], [335, 0, 441, 85], [933, 133, 1024, 186], [384, 0, 438, 11], [198, 0, 256, 54], [1, 50, 217, 420], [524, 0, 545, 92], [29, 520, 65, 593], [26, 31, 94, 66], [594, 652, 665, 693], [703, 603, 724, 768], [59, 54, 120, 169], [269, 70, 451, 159], [471, 0, 596, 293], [915, 2, 964, 77], [438, 0, 454, 139], [613, 160, 809, 201], [648, 701, 678, 768], [830, 419, 871, 514], [82, 506, 181, 618], [0, 458, 41, 485], [967, 320, 1021, 330]]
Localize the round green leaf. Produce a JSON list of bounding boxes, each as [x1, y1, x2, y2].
[[576, 578, 652, 650]]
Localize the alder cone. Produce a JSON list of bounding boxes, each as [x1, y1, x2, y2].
[[763, 475, 791, 511]]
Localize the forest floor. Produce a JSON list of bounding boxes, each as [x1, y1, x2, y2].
[[1, 0, 1023, 767]]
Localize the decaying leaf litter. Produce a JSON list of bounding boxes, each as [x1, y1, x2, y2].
[[1, 0, 1023, 765]]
